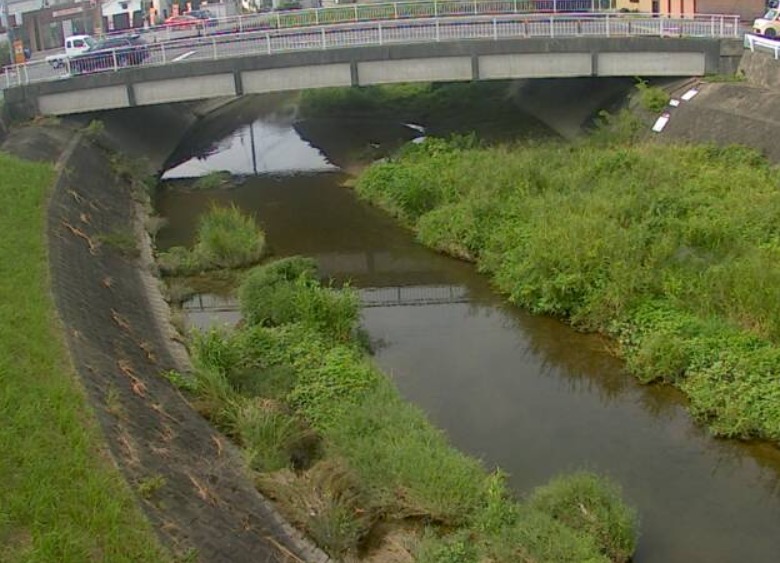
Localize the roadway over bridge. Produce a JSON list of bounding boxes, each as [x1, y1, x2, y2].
[[1, 5, 743, 117]]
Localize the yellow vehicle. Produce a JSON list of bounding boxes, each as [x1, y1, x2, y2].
[[754, 8, 780, 38]]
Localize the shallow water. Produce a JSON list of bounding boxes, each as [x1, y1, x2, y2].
[[157, 100, 780, 562]]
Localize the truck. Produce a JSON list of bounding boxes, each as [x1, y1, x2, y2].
[[45, 35, 97, 69]]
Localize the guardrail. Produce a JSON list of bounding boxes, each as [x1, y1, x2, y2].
[[745, 33, 780, 59], [106, 0, 636, 42], [2, 12, 740, 89]]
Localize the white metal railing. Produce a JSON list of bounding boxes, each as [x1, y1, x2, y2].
[[115, 0, 628, 42], [1, 11, 741, 89], [745, 33, 780, 60]]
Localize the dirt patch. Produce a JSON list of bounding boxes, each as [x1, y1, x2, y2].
[[2, 123, 328, 562]]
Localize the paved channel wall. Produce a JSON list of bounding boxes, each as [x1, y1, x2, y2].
[[0, 104, 329, 562], [659, 49, 780, 163]]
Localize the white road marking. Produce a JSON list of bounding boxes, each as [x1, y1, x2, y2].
[[172, 50, 197, 62]]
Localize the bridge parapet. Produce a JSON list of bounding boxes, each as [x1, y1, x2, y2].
[[2, 9, 739, 90], [1, 12, 742, 117]]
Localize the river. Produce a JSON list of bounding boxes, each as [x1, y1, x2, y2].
[[154, 94, 780, 562]]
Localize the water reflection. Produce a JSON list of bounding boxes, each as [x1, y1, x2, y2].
[[156, 99, 780, 563], [164, 119, 336, 179]]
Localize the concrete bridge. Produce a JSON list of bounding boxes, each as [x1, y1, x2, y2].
[[2, 9, 743, 117]]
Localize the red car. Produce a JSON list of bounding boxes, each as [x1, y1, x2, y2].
[[163, 15, 201, 29]]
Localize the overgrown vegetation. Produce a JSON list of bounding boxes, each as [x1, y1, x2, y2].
[[354, 131, 780, 440], [703, 71, 746, 83], [193, 170, 232, 190], [0, 151, 169, 561], [634, 79, 670, 113], [157, 203, 266, 275], [96, 228, 139, 258], [181, 257, 638, 560]]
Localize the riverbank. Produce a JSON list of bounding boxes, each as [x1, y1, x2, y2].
[[1, 115, 327, 561], [0, 136, 168, 561], [171, 256, 638, 561], [352, 130, 780, 441]]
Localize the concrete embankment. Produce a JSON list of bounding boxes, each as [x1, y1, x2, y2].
[[1, 103, 327, 562], [659, 50, 780, 163]]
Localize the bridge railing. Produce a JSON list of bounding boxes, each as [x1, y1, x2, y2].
[[128, 0, 619, 42], [1, 12, 740, 90], [744, 33, 780, 59]]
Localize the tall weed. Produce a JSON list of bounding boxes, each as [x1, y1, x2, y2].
[[186, 258, 638, 558], [355, 136, 780, 439]]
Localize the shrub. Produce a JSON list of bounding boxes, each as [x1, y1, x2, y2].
[[235, 402, 302, 472], [189, 265, 638, 559], [157, 204, 266, 274], [83, 119, 105, 141], [193, 170, 232, 190], [157, 245, 199, 275], [635, 79, 670, 113], [355, 136, 780, 439], [528, 472, 638, 563], [239, 257, 358, 340], [193, 204, 266, 269]]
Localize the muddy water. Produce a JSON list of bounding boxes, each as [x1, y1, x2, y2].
[[156, 103, 780, 563]]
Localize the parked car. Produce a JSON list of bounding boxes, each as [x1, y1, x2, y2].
[[754, 7, 780, 38], [69, 35, 150, 75], [164, 14, 202, 29]]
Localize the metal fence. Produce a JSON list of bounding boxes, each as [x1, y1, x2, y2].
[[745, 33, 780, 59], [2, 11, 740, 89], [181, 286, 470, 312]]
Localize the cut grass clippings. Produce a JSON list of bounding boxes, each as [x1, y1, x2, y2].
[[0, 152, 169, 562]]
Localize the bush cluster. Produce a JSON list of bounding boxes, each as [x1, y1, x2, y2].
[[184, 257, 638, 560], [355, 134, 780, 440], [158, 203, 265, 274]]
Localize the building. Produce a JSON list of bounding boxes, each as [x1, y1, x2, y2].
[[20, 1, 102, 52], [696, 0, 766, 20], [615, 0, 766, 19], [102, 0, 145, 31]]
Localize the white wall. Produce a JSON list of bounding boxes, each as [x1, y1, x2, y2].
[[102, 0, 144, 18]]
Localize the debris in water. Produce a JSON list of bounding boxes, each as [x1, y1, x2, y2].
[[402, 123, 426, 134]]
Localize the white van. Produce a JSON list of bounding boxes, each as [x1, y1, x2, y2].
[[45, 35, 97, 69]]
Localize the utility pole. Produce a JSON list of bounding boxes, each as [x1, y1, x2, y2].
[[1, 0, 14, 65]]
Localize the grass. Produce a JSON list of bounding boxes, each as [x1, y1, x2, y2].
[[183, 257, 638, 561], [96, 229, 139, 258], [158, 203, 266, 275], [634, 79, 670, 113], [702, 72, 746, 83], [0, 151, 169, 561], [353, 129, 780, 440], [192, 171, 232, 190]]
